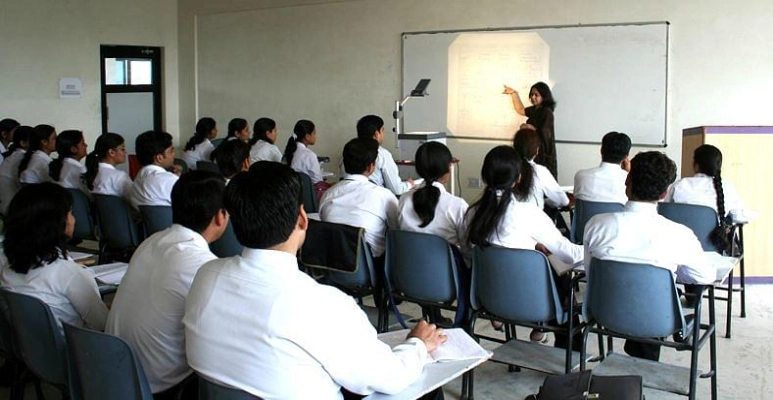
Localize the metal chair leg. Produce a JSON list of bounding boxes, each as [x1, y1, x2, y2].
[[725, 270, 733, 338]]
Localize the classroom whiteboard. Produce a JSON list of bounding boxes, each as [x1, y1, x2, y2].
[[402, 23, 669, 146]]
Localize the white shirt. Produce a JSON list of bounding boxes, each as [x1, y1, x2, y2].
[[666, 173, 746, 222], [319, 174, 398, 257], [521, 160, 569, 209], [181, 139, 215, 170], [0, 149, 24, 181], [55, 157, 87, 190], [369, 146, 412, 195], [107, 224, 217, 393], [467, 193, 583, 265], [184, 249, 428, 400], [130, 165, 179, 208], [0, 142, 7, 164], [91, 162, 133, 200], [19, 150, 52, 184], [290, 142, 323, 184], [584, 201, 715, 284], [0, 256, 108, 331], [398, 181, 468, 248], [250, 140, 282, 163], [573, 162, 629, 204]]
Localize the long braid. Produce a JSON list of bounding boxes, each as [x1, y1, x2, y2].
[[710, 171, 731, 253]]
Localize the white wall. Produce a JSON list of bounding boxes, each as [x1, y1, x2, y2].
[[179, 0, 773, 203], [0, 0, 180, 147]]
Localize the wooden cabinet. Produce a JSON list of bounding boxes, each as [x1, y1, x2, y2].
[[682, 126, 773, 278]]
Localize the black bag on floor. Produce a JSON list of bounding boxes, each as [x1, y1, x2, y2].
[[525, 370, 643, 400]]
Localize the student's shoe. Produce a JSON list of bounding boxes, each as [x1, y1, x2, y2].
[[530, 329, 549, 344]]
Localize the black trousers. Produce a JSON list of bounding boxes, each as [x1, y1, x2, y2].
[[343, 387, 444, 400]]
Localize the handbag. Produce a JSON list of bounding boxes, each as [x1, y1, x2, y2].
[[525, 370, 643, 400]]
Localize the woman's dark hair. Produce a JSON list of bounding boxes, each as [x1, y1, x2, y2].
[[49, 130, 84, 182], [511, 128, 539, 201], [694, 144, 731, 251], [412, 142, 452, 227], [2, 125, 32, 158], [185, 117, 216, 151], [466, 146, 522, 247], [226, 118, 248, 139], [0, 118, 20, 142], [83, 132, 125, 190], [3, 183, 73, 274], [250, 117, 276, 145], [283, 119, 315, 165], [531, 81, 556, 111], [19, 124, 55, 177]]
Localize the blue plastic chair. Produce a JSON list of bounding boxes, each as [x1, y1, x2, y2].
[[2, 290, 69, 398], [471, 247, 580, 374], [64, 323, 153, 400], [209, 221, 243, 258], [67, 188, 98, 243], [174, 158, 189, 174], [570, 199, 624, 244], [92, 194, 141, 262], [299, 219, 386, 332], [199, 375, 262, 400], [581, 258, 717, 399], [210, 138, 225, 148], [657, 202, 719, 252], [658, 202, 745, 338], [139, 205, 173, 237], [298, 172, 318, 213]]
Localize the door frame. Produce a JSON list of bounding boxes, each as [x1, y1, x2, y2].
[[99, 45, 163, 135]]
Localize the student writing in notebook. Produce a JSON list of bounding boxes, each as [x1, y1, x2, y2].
[[184, 162, 446, 399]]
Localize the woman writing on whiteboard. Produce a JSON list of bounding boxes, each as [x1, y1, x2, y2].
[[503, 82, 558, 178]]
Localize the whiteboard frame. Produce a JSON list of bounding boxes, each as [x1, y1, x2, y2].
[[401, 21, 670, 147]]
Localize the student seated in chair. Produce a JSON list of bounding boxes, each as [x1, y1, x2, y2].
[[353, 114, 415, 195], [129, 130, 181, 209], [320, 137, 398, 259], [584, 151, 715, 361], [573, 131, 631, 204], [183, 161, 446, 399], [107, 170, 228, 399], [212, 138, 251, 184]]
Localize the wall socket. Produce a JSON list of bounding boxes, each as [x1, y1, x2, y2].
[[467, 177, 483, 188]]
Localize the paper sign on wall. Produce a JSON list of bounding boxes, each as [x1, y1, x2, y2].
[[59, 78, 82, 99]]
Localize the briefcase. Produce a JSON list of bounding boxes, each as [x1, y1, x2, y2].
[[526, 370, 644, 400]]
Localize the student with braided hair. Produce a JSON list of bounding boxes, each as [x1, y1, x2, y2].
[[398, 142, 468, 249], [666, 144, 747, 251]]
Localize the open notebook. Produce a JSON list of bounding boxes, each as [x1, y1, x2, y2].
[[85, 262, 129, 285], [378, 328, 491, 363]]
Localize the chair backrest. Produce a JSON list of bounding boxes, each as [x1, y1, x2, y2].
[[128, 154, 141, 180], [2, 290, 67, 386], [64, 323, 153, 400], [0, 176, 20, 216], [197, 160, 221, 175], [657, 202, 719, 252], [199, 375, 262, 400], [471, 247, 565, 324], [210, 138, 225, 148], [209, 221, 243, 258], [585, 258, 686, 338], [298, 172, 318, 213], [385, 230, 458, 305], [67, 188, 97, 241], [299, 219, 377, 293], [570, 199, 624, 244], [92, 194, 141, 249], [139, 205, 173, 237]]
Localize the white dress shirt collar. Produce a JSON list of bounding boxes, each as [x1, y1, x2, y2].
[[624, 201, 658, 214]]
